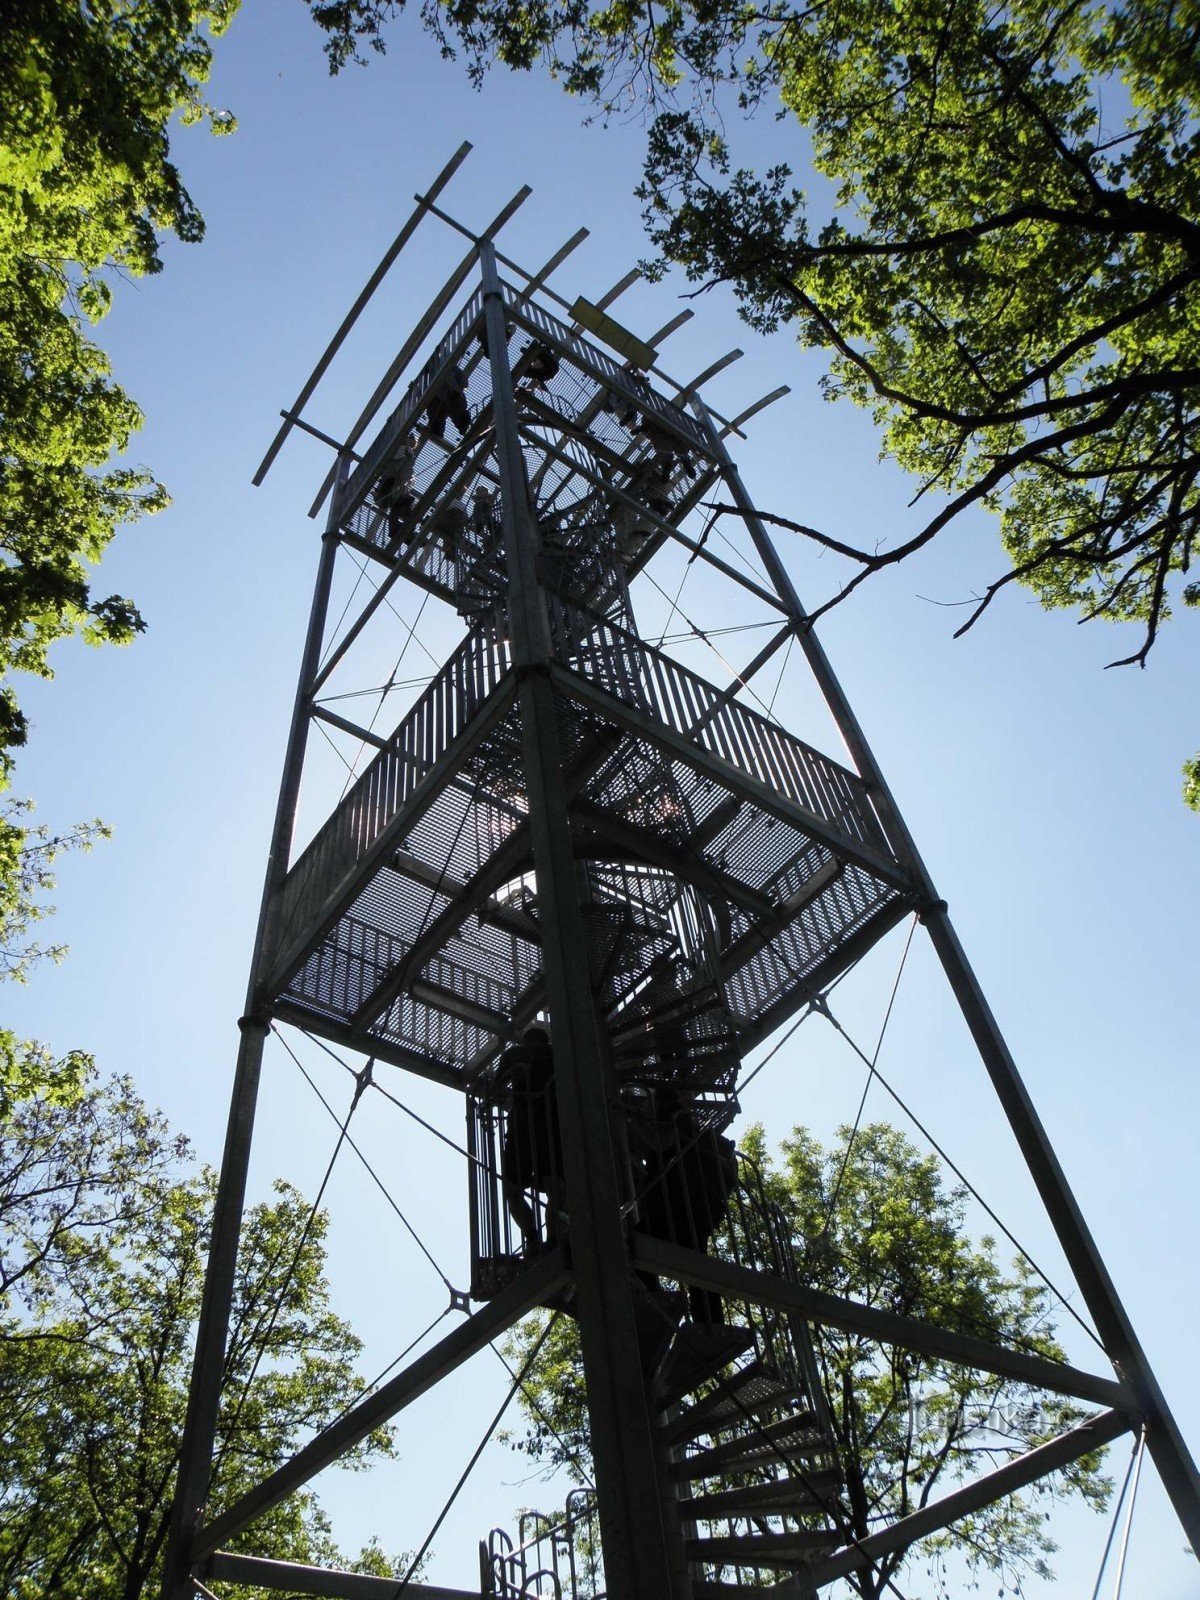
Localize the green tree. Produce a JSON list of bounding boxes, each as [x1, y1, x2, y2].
[[0, 1, 245, 1104], [0, 1073, 409, 1598], [503, 1124, 1111, 1598], [306, 0, 1200, 805], [0, 0, 239, 776], [0, 802, 111, 1113]]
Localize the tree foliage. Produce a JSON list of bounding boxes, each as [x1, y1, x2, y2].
[[503, 1124, 1111, 1598], [0, 801, 110, 1114], [0, 0, 238, 775], [306, 0, 1200, 804], [0, 0, 243, 1102], [0, 1072, 407, 1598]]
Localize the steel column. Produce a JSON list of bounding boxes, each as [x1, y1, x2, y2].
[[160, 456, 353, 1600], [698, 414, 1200, 1556], [480, 241, 685, 1600]]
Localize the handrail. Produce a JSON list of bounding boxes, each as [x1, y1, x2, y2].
[[275, 626, 513, 964], [338, 286, 486, 526], [500, 284, 712, 456], [545, 596, 891, 856]]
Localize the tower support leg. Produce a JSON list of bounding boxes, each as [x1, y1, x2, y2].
[[483, 244, 686, 1600], [161, 459, 352, 1599], [700, 415, 1200, 1556]]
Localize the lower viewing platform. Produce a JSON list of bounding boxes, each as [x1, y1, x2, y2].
[[269, 609, 918, 1084]]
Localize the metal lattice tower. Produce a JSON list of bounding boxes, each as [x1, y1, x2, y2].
[[162, 149, 1200, 1600]]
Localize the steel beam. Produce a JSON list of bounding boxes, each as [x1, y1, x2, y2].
[[310, 704, 392, 751], [738, 898, 912, 1053], [193, 1250, 569, 1560], [481, 239, 684, 1600], [549, 663, 915, 895], [574, 802, 779, 925], [348, 729, 623, 1031], [309, 556, 412, 696], [254, 142, 471, 486], [676, 348, 744, 403], [632, 1237, 1135, 1412], [160, 456, 353, 1600], [205, 1552, 479, 1600], [698, 411, 1200, 1555], [665, 519, 788, 612], [720, 385, 791, 437], [811, 1409, 1132, 1585]]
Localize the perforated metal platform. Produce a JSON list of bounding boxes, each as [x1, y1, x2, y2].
[[269, 607, 914, 1083]]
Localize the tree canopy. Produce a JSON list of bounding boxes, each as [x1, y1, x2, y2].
[[0, 0, 243, 1103], [0, 802, 109, 1112], [0, 0, 239, 776], [0, 1071, 407, 1598], [307, 0, 1200, 804], [503, 1124, 1111, 1598]]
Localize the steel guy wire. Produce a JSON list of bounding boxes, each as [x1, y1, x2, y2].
[[732, 936, 873, 1104], [621, 936, 871, 1224], [767, 631, 794, 718], [820, 915, 918, 1233], [344, 549, 444, 673], [815, 1003, 1105, 1352], [316, 673, 435, 705], [719, 932, 1092, 1362], [640, 565, 775, 719], [215, 1059, 368, 1459], [488, 1332, 597, 1493], [1110, 1426, 1146, 1600], [274, 1026, 455, 1294], [653, 554, 692, 651], [712, 517, 772, 586], [318, 555, 373, 677], [388, 1314, 559, 1597], [337, 589, 433, 803], [372, 1076, 493, 1174], [296, 1026, 489, 1173], [651, 502, 723, 650], [326, 1305, 455, 1434], [312, 712, 361, 780], [1088, 1432, 1142, 1600], [658, 620, 777, 647]]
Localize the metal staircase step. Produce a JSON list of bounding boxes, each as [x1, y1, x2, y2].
[[671, 1413, 826, 1482], [683, 1465, 843, 1520], [611, 984, 724, 1039], [656, 1323, 756, 1408], [685, 1529, 837, 1567], [663, 1362, 798, 1442]]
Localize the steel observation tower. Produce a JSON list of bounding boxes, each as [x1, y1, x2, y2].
[[161, 146, 1200, 1600]]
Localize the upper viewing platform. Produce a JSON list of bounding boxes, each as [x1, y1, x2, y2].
[[329, 276, 725, 620]]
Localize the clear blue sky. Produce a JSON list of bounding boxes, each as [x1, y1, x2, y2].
[[9, 3, 1197, 1593]]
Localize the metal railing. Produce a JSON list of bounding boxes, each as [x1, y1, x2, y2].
[[483, 1491, 605, 1600], [719, 1152, 836, 1435], [546, 597, 891, 857], [275, 625, 513, 967], [338, 287, 486, 525], [500, 283, 712, 456]]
